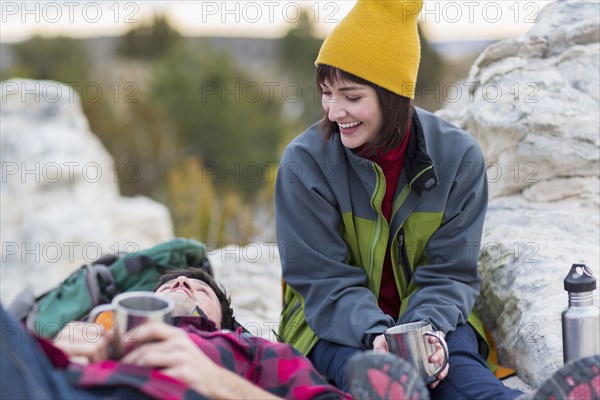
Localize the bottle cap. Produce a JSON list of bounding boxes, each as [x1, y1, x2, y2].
[[564, 264, 597, 292]]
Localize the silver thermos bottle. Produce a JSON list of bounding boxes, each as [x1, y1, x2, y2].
[[562, 264, 600, 363]]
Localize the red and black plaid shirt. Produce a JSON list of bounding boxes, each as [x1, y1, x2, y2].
[[37, 317, 350, 400]]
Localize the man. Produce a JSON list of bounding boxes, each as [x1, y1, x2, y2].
[[0, 268, 433, 399], [1, 269, 360, 399]]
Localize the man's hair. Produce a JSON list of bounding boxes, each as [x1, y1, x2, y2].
[[316, 64, 413, 155], [155, 268, 235, 330]]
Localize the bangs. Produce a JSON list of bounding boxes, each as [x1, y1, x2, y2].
[[316, 64, 374, 94]]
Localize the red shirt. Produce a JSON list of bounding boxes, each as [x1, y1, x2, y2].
[[369, 129, 410, 319]]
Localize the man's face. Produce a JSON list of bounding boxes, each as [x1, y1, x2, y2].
[[155, 276, 223, 328]]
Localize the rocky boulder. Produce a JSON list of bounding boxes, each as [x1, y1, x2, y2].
[[0, 79, 174, 305], [208, 242, 282, 340], [437, 1, 600, 388]]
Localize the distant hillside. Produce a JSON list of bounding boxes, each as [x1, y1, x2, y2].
[[1, 36, 486, 83], [1, 36, 284, 83]]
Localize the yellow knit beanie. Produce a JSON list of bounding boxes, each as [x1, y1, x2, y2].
[[316, 0, 423, 99]]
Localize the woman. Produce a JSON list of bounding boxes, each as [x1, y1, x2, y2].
[[275, 1, 524, 399]]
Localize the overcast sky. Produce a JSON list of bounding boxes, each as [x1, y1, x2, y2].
[[0, 1, 556, 43]]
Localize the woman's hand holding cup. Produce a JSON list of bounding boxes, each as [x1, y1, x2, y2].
[[427, 331, 449, 389], [379, 321, 450, 388]]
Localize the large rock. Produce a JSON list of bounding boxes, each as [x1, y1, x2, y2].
[[208, 242, 282, 340], [0, 79, 174, 305], [438, 1, 600, 388]]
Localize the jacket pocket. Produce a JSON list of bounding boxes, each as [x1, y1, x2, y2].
[[398, 227, 413, 283]]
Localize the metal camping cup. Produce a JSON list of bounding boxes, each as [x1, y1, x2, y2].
[[88, 291, 174, 358], [384, 321, 449, 385]]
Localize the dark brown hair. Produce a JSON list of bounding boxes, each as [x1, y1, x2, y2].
[[316, 64, 413, 154], [155, 268, 235, 330]]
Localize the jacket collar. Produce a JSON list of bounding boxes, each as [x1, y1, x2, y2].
[[340, 107, 439, 197], [404, 108, 438, 195]]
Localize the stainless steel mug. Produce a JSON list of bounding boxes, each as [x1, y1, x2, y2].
[[384, 321, 449, 385], [88, 291, 174, 358]]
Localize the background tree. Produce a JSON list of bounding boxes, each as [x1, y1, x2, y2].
[[2, 35, 90, 83], [278, 11, 323, 127], [150, 40, 291, 196], [116, 14, 181, 60], [414, 23, 446, 112]]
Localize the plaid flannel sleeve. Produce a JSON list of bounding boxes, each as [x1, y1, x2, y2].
[[190, 327, 351, 400]]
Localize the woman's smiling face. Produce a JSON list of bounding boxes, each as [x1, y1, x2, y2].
[[321, 78, 383, 150]]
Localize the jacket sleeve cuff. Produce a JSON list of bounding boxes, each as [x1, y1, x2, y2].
[[362, 325, 389, 349]]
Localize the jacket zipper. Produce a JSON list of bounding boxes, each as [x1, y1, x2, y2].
[[370, 219, 382, 274], [369, 163, 386, 287], [398, 228, 412, 284], [391, 165, 435, 287]]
